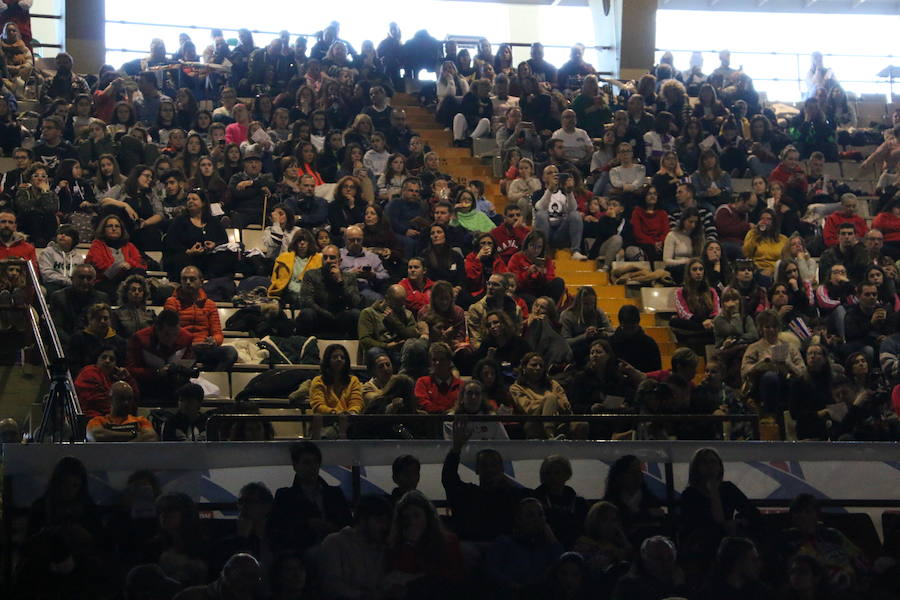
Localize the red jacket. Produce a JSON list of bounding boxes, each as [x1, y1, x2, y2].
[[164, 287, 224, 344], [507, 251, 556, 297], [490, 223, 530, 263], [630, 207, 670, 245], [74, 364, 141, 418], [399, 277, 433, 314], [464, 252, 508, 298], [0, 232, 38, 274], [873, 212, 900, 243], [823, 212, 868, 247], [769, 163, 808, 197], [85, 239, 147, 282], [414, 374, 462, 414], [126, 325, 194, 385]]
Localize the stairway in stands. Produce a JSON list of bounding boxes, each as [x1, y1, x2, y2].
[[393, 93, 679, 368]]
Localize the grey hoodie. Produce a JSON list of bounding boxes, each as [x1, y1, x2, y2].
[[37, 240, 84, 286]]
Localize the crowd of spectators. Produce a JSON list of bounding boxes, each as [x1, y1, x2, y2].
[[1, 11, 900, 598], [0, 18, 898, 446], [11, 441, 898, 600]]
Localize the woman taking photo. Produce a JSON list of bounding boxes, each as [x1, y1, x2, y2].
[[268, 228, 323, 306], [672, 258, 720, 352], [464, 232, 507, 302], [508, 230, 565, 305], [85, 214, 148, 298], [630, 186, 669, 261], [163, 189, 236, 280], [510, 352, 585, 440], [743, 208, 787, 278], [662, 206, 704, 284]]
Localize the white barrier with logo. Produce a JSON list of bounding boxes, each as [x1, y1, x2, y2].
[[4, 441, 900, 510]]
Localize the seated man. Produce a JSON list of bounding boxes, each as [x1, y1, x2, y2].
[[160, 382, 206, 441], [174, 554, 262, 600], [85, 381, 158, 442], [268, 441, 353, 555], [48, 264, 109, 347], [420, 201, 472, 255], [823, 193, 868, 248], [551, 110, 593, 167], [340, 226, 389, 305], [612, 536, 692, 600], [0, 210, 37, 271], [126, 308, 195, 403], [164, 266, 237, 370], [227, 152, 275, 228], [533, 167, 586, 259], [160, 169, 188, 219], [358, 283, 429, 368], [319, 494, 392, 600], [414, 342, 462, 414], [292, 174, 329, 229], [442, 418, 533, 542], [819, 222, 869, 284], [842, 281, 891, 363], [297, 245, 362, 339], [385, 177, 427, 257], [491, 205, 530, 264], [609, 304, 662, 373], [467, 273, 523, 349]]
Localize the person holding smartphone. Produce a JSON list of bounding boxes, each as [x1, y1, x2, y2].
[[533, 166, 587, 260]]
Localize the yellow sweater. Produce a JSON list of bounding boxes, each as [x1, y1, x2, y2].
[[268, 251, 322, 296], [742, 229, 787, 274], [309, 375, 363, 414]]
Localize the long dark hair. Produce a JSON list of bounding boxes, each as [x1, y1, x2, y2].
[[389, 490, 451, 558], [516, 352, 549, 390], [566, 286, 599, 328], [124, 164, 153, 197], [701, 240, 732, 288], [40, 456, 95, 526], [603, 454, 644, 502], [94, 153, 124, 190], [682, 258, 714, 316], [288, 227, 317, 258], [677, 206, 705, 255], [321, 343, 352, 386], [756, 208, 780, 243]]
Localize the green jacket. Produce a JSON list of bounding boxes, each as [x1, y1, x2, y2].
[[358, 300, 419, 354]]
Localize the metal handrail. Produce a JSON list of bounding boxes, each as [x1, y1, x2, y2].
[[206, 412, 761, 441]]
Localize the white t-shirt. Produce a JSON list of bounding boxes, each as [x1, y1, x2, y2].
[[552, 128, 593, 162]]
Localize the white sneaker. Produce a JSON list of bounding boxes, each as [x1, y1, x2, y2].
[[570, 250, 588, 261]]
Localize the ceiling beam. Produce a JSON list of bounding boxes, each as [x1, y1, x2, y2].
[[756, 0, 769, 6], [803, 0, 817, 7], [852, 0, 867, 7]]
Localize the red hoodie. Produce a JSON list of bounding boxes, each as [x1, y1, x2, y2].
[[507, 251, 556, 297], [0, 232, 38, 274], [464, 252, 508, 298], [490, 223, 530, 263], [85, 239, 147, 282], [823, 212, 868, 247]]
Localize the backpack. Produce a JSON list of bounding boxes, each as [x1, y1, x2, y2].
[[258, 334, 320, 366], [233, 368, 315, 402]]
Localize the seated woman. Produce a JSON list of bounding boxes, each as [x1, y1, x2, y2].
[[309, 344, 363, 435], [74, 344, 141, 418], [533, 455, 588, 549], [363, 204, 404, 269], [328, 175, 368, 242], [507, 158, 541, 225], [726, 259, 768, 316], [742, 208, 787, 278], [417, 280, 470, 362], [268, 228, 322, 306], [572, 502, 633, 584], [741, 309, 807, 415], [452, 187, 494, 233], [774, 259, 816, 318], [261, 203, 298, 264], [815, 263, 855, 338], [524, 296, 574, 371], [472, 309, 532, 382], [376, 153, 409, 205], [464, 232, 507, 304], [14, 163, 60, 248], [630, 186, 669, 261], [163, 189, 237, 280], [865, 265, 900, 312], [700, 240, 731, 292], [112, 274, 156, 339], [692, 149, 733, 210], [713, 288, 758, 387], [85, 214, 148, 298], [601, 454, 665, 541], [38, 224, 84, 295], [508, 230, 565, 305], [100, 164, 166, 251], [26, 457, 100, 542], [662, 207, 704, 284], [775, 233, 818, 286], [680, 447, 762, 564], [672, 258, 720, 353], [510, 352, 586, 440], [472, 358, 521, 416], [54, 158, 98, 224], [560, 286, 614, 366], [788, 344, 838, 441], [422, 224, 467, 296], [388, 491, 465, 597], [872, 196, 900, 260], [444, 379, 508, 441], [355, 373, 426, 440]]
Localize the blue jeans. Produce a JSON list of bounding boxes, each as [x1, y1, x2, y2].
[[534, 210, 583, 252]]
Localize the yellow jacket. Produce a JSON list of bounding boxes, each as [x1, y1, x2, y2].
[[742, 229, 787, 274], [309, 375, 364, 414], [268, 251, 322, 296]]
